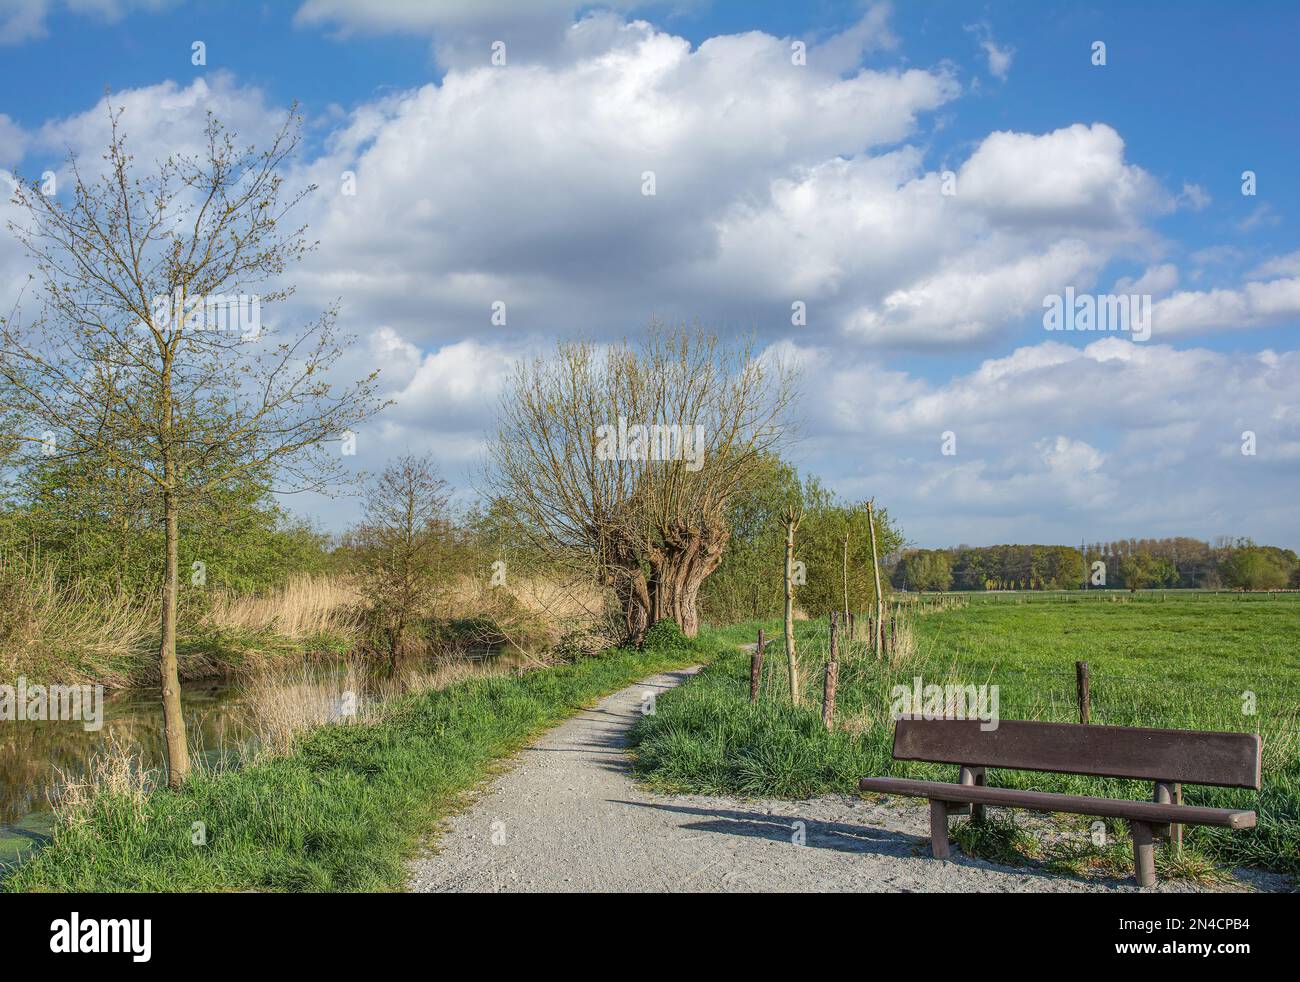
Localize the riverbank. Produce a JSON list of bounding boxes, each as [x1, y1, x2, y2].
[[3, 572, 603, 689], [2, 574, 364, 688], [1, 625, 719, 892]]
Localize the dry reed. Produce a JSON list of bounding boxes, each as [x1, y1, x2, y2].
[[203, 574, 364, 639], [0, 552, 154, 685]]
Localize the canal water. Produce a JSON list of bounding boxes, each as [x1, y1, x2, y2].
[[0, 677, 258, 865], [0, 649, 515, 867]]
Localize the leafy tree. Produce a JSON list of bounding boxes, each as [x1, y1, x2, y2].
[[897, 549, 952, 592], [1118, 552, 1177, 591], [698, 464, 903, 622], [791, 480, 901, 618], [1, 452, 331, 599], [1, 107, 384, 786], [696, 455, 798, 623], [1219, 547, 1293, 591]]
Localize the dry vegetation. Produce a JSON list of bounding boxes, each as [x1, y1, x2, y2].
[[203, 574, 365, 640], [49, 733, 154, 830], [1, 557, 611, 688], [0, 552, 154, 686], [239, 654, 518, 758]]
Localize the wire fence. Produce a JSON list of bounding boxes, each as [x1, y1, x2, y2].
[[906, 589, 1300, 604], [764, 616, 1300, 738]]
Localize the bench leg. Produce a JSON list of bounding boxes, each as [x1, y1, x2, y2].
[[1131, 821, 1156, 888], [929, 799, 951, 859], [1154, 781, 1183, 857], [960, 766, 986, 823]]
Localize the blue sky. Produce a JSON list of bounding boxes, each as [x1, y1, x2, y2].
[[2, 1, 1298, 548]]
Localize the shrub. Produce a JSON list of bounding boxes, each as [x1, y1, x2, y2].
[[642, 618, 690, 653]]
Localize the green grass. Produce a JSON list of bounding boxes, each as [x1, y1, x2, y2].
[[632, 594, 1300, 877], [2, 635, 717, 892], [950, 813, 1038, 867]]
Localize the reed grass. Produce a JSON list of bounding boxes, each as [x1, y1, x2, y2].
[[203, 574, 365, 641], [0, 552, 154, 686]]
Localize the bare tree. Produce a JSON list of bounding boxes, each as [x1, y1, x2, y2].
[[0, 105, 385, 786], [351, 454, 452, 674], [487, 326, 796, 644]]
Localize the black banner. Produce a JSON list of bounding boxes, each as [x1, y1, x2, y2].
[[1, 890, 1282, 968]]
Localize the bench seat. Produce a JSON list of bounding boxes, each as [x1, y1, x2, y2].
[[862, 717, 1262, 886], [859, 777, 1256, 829]]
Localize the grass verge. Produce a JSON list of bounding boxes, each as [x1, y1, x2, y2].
[[2, 633, 715, 892]]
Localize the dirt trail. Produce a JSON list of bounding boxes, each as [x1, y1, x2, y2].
[[407, 668, 1285, 893]]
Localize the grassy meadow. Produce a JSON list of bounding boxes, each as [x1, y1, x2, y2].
[[632, 592, 1300, 877]]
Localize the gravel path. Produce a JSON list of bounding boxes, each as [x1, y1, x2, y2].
[[407, 668, 1288, 893]]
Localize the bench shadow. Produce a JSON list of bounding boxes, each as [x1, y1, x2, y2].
[[608, 798, 1151, 888], [609, 799, 917, 857]]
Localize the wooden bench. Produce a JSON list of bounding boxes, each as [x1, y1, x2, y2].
[[859, 718, 1261, 887]]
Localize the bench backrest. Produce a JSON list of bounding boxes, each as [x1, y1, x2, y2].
[[892, 718, 1261, 789]]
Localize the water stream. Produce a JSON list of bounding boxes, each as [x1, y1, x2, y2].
[[0, 648, 517, 866]]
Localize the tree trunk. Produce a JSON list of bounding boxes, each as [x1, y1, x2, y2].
[[159, 485, 189, 788], [626, 593, 649, 645], [677, 527, 727, 636], [612, 562, 651, 646], [643, 525, 728, 638], [645, 549, 668, 626], [387, 618, 405, 677], [668, 538, 696, 626], [784, 519, 800, 704]]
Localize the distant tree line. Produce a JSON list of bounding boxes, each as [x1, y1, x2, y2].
[[1083, 537, 1298, 591], [890, 537, 1300, 592], [894, 544, 1083, 592]]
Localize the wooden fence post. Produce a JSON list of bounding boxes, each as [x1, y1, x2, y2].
[[782, 509, 802, 704], [822, 612, 839, 730], [867, 498, 884, 658], [1076, 660, 1091, 724], [750, 629, 766, 704]]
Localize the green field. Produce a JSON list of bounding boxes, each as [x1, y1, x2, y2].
[[632, 593, 1300, 877]]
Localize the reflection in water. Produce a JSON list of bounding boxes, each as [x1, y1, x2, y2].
[[1, 679, 256, 828], [0, 646, 519, 850]]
